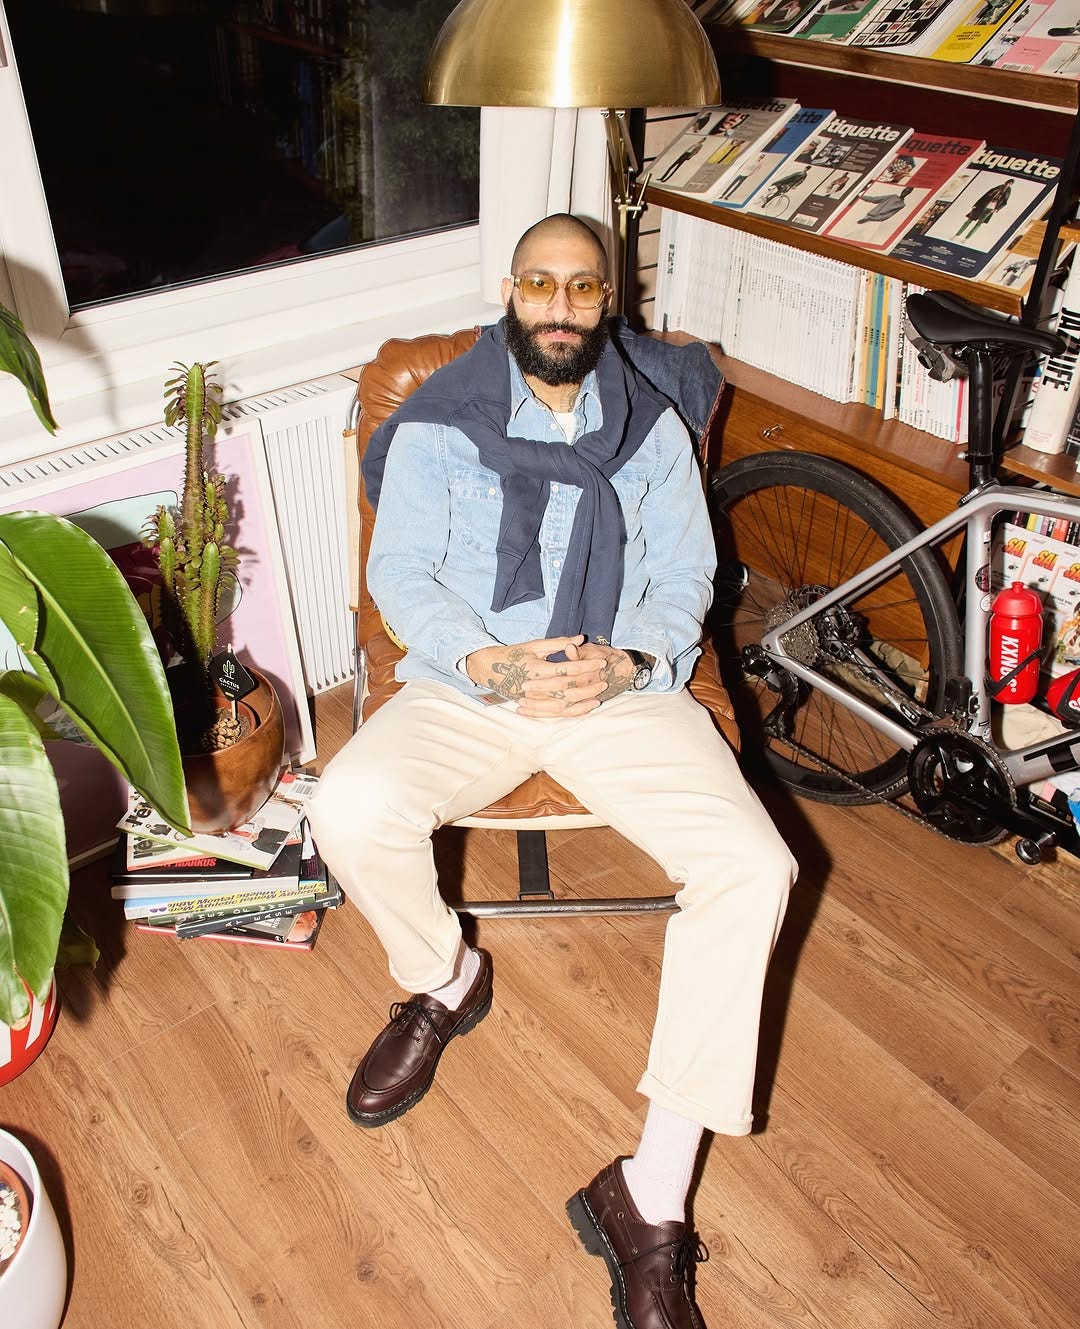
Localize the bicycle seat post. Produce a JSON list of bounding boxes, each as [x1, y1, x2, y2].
[[963, 346, 998, 491]]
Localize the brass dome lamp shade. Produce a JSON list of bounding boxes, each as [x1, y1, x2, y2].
[[423, 0, 721, 314]]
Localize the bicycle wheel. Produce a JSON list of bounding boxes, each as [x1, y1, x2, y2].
[[710, 451, 962, 803]]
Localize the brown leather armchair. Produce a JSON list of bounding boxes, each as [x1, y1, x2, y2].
[[346, 329, 738, 916]]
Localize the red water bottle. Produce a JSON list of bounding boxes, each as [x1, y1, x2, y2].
[[988, 582, 1043, 704]]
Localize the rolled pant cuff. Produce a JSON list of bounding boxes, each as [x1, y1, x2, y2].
[[637, 1072, 753, 1137]]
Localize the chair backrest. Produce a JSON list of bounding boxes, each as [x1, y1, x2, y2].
[[352, 328, 481, 647]]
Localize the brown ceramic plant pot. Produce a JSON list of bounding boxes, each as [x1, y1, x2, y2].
[[174, 665, 285, 833]]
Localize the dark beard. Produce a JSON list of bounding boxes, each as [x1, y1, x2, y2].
[[504, 301, 609, 387]]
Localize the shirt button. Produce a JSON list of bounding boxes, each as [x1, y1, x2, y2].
[[487, 487, 496, 496], [552, 483, 559, 492], [553, 559, 561, 568]]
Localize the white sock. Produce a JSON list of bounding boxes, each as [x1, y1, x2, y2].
[[427, 944, 480, 1011], [621, 1102, 704, 1225]]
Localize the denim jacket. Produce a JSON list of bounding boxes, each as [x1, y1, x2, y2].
[[367, 353, 717, 699]]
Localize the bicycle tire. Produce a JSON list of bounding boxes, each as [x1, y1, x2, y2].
[[710, 451, 963, 804]]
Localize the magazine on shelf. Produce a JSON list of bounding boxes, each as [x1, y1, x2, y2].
[[822, 132, 984, 251], [743, 0, 831, 32], [116, 769, 317, 870], [972, 0, 1048, 63], [929, 0, 1028, 61], [797, 0, 894, 41], [744, 115, 913, 233], [649, 98, 801, 199], [848, 0, 971, 54], [889, 144, 1061, 279], [996, 0, 1080, 71], [981, 218, 1074, 293], [712, 108, 836, 210]]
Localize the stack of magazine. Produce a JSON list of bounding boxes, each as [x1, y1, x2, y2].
[[693, 0, 1080, 77], [112, 769, 343, 950]]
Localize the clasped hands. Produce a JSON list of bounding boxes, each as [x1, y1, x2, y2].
[[465, 634, 636, 717]]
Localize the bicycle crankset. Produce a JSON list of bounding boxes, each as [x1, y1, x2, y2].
[[907, 727, 1015, 844]]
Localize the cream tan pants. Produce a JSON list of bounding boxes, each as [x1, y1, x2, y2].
[[306, 680, 795, 1135]]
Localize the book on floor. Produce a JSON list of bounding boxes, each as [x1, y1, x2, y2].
[[745, 114, 913, 233], [649, 98, 801, 200], [116, 768, 318, 870], [109, 838, 255, 894], [137, 905, 329, 951], [821, 131, 985, 252]]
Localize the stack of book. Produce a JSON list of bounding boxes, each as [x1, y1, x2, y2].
[[112, 769, 343, 951]]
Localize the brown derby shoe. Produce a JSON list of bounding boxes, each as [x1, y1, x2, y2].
[[567, 1157, 709, 1329], [346, 949, 493, 1127]]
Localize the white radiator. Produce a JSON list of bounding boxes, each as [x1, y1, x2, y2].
[[0, 372, 358, 695], [223, 373, 358, 694]]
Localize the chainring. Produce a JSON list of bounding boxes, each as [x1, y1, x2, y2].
[[907, 726, 1015, 844]]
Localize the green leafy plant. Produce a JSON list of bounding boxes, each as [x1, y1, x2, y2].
[[144, 362, 240, 752], [0, 303, 190, 1027]]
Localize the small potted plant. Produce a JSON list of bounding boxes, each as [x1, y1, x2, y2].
[[0, 1129, 65, 1329], [142, 361, 284, 833]]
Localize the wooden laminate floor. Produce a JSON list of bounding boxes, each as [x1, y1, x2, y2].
[[3, 682, 1079, 1328]]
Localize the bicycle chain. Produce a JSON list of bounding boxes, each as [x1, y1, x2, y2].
[[771, 730, 978, 841]]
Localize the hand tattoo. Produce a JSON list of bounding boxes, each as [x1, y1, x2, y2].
[[484, 646, 532, 701], [595, 655, 632, 704]]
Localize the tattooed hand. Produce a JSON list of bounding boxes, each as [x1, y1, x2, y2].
[[562, 641, 640, 704], [465, 637, 648, 716], [465, 635, 607, 718]]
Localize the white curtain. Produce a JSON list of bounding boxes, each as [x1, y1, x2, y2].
[[478, 106, 612, 305]]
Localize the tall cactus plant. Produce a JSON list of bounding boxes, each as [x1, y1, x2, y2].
[[144, 362, 239, 750]]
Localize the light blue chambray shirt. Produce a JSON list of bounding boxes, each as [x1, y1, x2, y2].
[[367, 353, 717, 700]]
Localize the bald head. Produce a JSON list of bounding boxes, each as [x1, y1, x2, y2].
[[511, 214, 608, 281]]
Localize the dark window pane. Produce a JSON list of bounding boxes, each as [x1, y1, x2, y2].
[[6, 0, 479, 309]]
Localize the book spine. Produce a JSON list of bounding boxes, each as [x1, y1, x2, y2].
[[1024, 258, 1080, 454], [174, 894, 320, 938]]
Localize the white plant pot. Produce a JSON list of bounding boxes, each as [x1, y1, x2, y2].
[[0, 1131, 66, 1329]]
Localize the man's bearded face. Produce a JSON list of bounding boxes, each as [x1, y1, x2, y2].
[[505, 298, 609, 388]]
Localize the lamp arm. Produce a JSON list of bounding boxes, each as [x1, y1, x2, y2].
[[602, 109, 650, 318]]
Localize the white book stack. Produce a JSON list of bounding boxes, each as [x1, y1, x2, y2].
[[652, 206, 973, 442]]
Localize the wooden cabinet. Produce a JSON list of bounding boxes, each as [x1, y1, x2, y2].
[[647, 27, 1080, 511]]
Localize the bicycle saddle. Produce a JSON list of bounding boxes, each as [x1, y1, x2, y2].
[[906, 289, 1063, 356]]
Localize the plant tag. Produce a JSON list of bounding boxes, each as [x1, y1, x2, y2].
[[211, 647, 256, 702]]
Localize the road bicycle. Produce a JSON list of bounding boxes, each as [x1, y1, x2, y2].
[[709, 288, 1080, 864]]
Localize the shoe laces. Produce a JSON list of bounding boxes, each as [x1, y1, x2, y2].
[[672, 1233, 709, 1279], [388, 999, 444, 1045]]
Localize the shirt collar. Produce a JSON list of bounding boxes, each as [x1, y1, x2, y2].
[[507, 352, 603, 433]]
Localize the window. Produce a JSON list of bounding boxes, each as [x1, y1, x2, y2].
[[4, 0, 478, 308], [0, 1, 489, 461]]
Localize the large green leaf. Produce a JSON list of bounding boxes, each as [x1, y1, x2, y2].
[[0, 304, 57, 434], [0, 512, 191, 833], [0, 693, 67, 1026]]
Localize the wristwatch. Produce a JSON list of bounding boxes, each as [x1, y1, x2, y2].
[[625, 649, 654, 691]]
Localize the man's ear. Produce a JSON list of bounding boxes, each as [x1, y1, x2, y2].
[[501, 276, 514, 306]]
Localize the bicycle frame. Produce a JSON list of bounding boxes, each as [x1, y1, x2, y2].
[[759, 481, 1080, 790]]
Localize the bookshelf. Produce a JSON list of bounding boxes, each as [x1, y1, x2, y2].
[[648, 28, 1080, 511]]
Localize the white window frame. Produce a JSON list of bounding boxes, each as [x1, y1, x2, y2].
[[0, 6, 501, 464]]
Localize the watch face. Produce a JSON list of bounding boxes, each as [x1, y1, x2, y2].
[[632, 664, 651, 691]]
